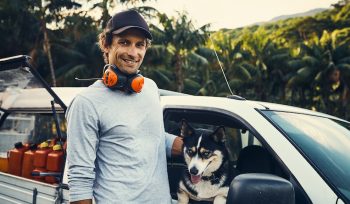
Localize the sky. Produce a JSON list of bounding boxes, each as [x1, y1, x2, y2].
[[116, 0, 340, 30]]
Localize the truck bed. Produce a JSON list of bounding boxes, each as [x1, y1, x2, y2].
[[0, 172, 69, 204]]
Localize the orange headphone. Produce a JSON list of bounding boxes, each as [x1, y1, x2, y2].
[[102, 64, 144, 93]]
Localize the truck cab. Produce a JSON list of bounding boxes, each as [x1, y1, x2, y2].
[[0, 55, 349, 204]]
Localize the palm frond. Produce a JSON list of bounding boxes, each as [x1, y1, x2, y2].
[[302, 56, 320, 67]]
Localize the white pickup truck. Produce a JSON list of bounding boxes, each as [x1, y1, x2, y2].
[[0, 55, 349, 204]]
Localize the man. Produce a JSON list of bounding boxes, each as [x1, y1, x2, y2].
[[66, 9, 183, 203]]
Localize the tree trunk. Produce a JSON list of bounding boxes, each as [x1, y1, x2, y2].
[[175, 53, 184, 92], [39, 0, 56, 87], [42, 19, 56, 87]]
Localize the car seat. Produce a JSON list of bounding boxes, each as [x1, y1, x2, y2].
[[236, 145, 275, 174]]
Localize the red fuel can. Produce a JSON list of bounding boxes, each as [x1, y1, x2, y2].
[[45, 144, 64, 184], [33, 142, 52, 168], [8, 142, 29, 176], [21, 144, 37, 179]]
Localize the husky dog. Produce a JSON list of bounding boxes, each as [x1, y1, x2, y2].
[[177, 120, 232, 204]]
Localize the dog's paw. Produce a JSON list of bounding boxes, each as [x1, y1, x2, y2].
[[177, 187, 190, 204], [213, 195, 226, 204]]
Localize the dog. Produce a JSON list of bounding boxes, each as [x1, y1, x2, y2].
[[177, 119, 232, 204]]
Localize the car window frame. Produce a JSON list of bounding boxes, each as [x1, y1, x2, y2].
[[163, 105, 311, 203], [259, 109, 349, 203]]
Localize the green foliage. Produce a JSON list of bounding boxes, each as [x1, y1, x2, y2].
[[205, 2, 350, 119], [0, 0, 40, 57], [148, 11, 210, 92], [1, 0, 350, 120]]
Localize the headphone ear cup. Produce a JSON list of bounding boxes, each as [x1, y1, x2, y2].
[[128, 74, 144, 93], [102, 65, 143, 93], [102, 68, 119, 88]]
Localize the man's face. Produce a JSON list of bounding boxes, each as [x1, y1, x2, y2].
[[106, 28, 147, 75]]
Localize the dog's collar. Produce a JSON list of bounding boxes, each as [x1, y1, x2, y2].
[[201, 161, 229, 183], [202, 173, 220, 182]]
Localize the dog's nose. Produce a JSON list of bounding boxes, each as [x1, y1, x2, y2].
[[190, 167, 199, 175]]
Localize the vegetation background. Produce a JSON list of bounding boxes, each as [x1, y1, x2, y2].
[[0, 0, 349, 120]]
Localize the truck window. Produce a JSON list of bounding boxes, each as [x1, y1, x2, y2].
[[0, 113, 66, 153], [164, 109, 262, 163], [0, 112, 67, 184], [0, 113, 35, 153]]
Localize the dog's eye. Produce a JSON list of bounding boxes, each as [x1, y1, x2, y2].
[[202, 151, 211, 157], [187, 149, 194, 155]]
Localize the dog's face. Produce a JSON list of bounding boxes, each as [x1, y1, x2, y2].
[[180, 120, 226, 184]]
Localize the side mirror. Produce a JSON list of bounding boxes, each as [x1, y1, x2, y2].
[[226, 173, 295, 204]]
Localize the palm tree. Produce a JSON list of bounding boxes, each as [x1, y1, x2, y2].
[[29, 0, 81, 86], [50, 12, 103, 87], [0, 0, 40, 57], [143, 30, 210, 94], [207, 31, 253, 97], [91, 0, 115, 28], [238, 27, 292, 101], [135, 41, 174, 90], [286, 30, 350, 113], [151, 11, 210, 92]]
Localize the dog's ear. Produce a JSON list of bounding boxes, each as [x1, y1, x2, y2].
[[212, 126, 226, 143], [180, 119, 194, 138]]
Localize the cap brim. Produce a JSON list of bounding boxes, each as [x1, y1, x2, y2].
[[112, 26, 153, 40]]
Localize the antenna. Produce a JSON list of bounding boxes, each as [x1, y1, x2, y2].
[[75, 77, 101, 81], [208, 34, 234, 96], [187, 22, 233, 95]]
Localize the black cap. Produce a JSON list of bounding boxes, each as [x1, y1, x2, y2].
[[106, 10, 152, 40]]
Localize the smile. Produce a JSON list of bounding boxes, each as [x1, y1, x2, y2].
[[123, 58, 138, 64]]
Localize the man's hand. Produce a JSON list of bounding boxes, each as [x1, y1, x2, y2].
[[171, 136, 183, 156]]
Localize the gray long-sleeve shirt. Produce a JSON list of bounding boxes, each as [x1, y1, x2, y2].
[[66, 78, 176, 203]]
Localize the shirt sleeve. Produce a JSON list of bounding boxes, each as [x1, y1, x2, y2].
[[65, 95, 99, 202], [165, 132, 177, 158], [157, 85, 177, 158]]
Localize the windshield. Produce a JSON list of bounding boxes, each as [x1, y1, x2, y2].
[[262, 111, 350, 202]]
